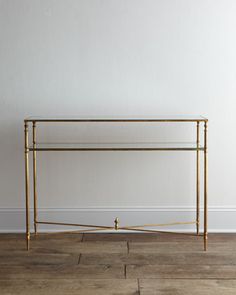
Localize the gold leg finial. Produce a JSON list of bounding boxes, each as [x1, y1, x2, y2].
[[114, 217, 119, 230]]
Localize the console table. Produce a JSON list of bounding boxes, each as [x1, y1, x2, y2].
[[24, 116, 208, 250]]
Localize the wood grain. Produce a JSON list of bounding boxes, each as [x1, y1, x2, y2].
[[0, 279, 138, 295], [139, 279, 236, 295], [0, 265, 124, 279], [83, 232, 201, 242], [80, 252, 236, 265], [129, 241, 236, 253], [0, 252, 78, 265], [83, 233, 236, 242], [127, 264, 236, 279], [0, 239, 127, 254]]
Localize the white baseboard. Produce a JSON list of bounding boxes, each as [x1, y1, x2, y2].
[[0, 206, 236, 233]]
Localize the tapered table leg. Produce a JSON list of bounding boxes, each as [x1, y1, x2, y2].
[[33, 121, 38, 235], [204, 121, 208, 251], [196, 121, 200, 235], [24, 121, 30, 250]]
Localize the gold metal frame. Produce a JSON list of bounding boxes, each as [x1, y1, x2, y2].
[[24, 117, 208, 251]]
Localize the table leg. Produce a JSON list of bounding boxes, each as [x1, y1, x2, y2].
[[204, 121, 208, 251], [33, 121, 38, 235], [24, 121, 30, 250], [196, 121, 200, 235]]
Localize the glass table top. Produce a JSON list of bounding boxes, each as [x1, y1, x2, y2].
[[25, 115, 208, 122], [29, 142, 204, 151]]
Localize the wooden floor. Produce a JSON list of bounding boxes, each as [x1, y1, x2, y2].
[[1, 233, 236, 294]]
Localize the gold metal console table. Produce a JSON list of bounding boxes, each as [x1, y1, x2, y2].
[[24, 116, 208, 251]]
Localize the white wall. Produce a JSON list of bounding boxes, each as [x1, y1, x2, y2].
[[0, 0, 236, 232]]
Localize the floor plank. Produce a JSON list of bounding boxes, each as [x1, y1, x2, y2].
[[0, 233, 83, 241], [0, 252, 78, 265], [83, 233, 201, 242], [0, 265, 124, 279], [129, 241, 236, 253], [83, 233, 236, 242], [127, 264, 236, 279], [0, 234, 82, 252], [0, 240, 127, 254], [0, 279, 139, 295], [139, 279, 236, 295], [80, 252, 236, 265]]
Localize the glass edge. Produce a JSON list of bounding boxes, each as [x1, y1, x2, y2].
[[24, 116, 208, 122]]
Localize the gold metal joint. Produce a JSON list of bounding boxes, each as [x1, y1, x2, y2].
[[114, 217, 119, 230]]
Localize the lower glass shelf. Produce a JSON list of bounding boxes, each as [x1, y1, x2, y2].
[[29, 142, 204, 151]]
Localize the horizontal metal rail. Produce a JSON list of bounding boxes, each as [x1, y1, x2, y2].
[[29, 147, 204, 151], [36, 221, 114, 229], [37, 220, 195, 228], [35, 220, 199, 237]]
